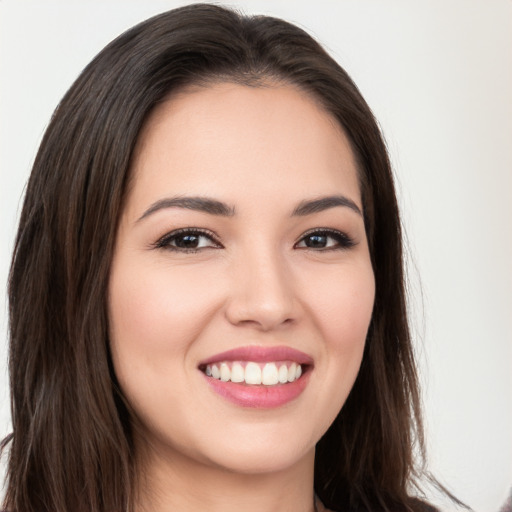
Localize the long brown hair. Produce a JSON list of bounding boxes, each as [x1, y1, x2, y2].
[[3, 4, 446, 511]]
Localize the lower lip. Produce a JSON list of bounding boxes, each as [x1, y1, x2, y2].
[[202, 370, 311, 408]]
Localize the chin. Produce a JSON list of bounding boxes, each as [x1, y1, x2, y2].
[[188, 416, 323, 476], [203, 439, 315, 475]]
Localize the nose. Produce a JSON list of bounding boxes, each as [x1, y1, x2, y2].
[[224, 248, 300, 332]]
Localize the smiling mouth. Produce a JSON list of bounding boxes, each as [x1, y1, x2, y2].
[[200, 361, 307, 386], [198, 346, 313, 407]]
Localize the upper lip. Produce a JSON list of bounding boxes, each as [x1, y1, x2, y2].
[[198, 345, 314, 366]]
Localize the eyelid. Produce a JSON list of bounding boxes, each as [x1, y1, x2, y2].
[[151, 227, 355, 252], [294, 227, 356, 250], [152, 227, 223, 251]]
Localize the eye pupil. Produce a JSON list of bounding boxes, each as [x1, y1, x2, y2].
[[306, 234, 327, 248], [175, 234, 199, 248]]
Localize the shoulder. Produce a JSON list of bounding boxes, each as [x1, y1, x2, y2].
[[410, 498, 441, 512], [316, 500, 340, 512], [316, 498, 440, 512], [315, 495, 440, 512], [315, 498, 334, 512]]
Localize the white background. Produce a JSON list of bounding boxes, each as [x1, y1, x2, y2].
[[1, 1, 511, 510]]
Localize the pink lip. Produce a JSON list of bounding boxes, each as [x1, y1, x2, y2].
[[199, 345, 314, 366], [202, 370, 311, 409], [199, 345, 313, 409]]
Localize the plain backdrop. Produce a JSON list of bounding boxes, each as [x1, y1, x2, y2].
[[1, 1, 511, 510]]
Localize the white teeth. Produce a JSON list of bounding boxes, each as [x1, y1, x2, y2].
[[204, 361, 305, 385], [278, 364, 288, 383], [220, 362, 230, 382], [288, 362, 297, 382], [245, 362, 262, 385], [262, 363, 279, 385], [231, 362, 245, 383]]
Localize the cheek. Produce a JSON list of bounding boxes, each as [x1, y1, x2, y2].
[[110, 259, 216, 346], [292, 259, 375, 440], [302, 261, 375, 352], [107, 257, 227, 392], [107, 258, 228, 438]]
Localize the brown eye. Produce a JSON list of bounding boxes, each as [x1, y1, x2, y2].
[[295, 229, 355, 250], [173, 233, 203, 249], [154, 229, 221, 252], [303, 233, 329, 248]]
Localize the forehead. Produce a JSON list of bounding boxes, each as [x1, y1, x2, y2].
[[127, 82, 361, 216]]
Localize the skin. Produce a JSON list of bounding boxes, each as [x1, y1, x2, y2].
[[108, 82, 375, 512]]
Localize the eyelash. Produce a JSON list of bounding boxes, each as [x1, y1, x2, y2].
[[295, 228, 355, 251], [153, 228, 221, 253], [153, 227, 355, 253]]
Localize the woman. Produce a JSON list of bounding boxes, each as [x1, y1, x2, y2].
[[1, 4, 460, 512]]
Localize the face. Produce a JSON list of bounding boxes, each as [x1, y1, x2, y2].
[[109, 83, 375, 477]]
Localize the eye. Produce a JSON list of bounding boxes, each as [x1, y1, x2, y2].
[[154, 228, 221, 252], [295, 229, 355, 251]]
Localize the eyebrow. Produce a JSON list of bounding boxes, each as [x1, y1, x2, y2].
[[137, 196, 235, 222], [292, 195, 362, 217], [137, 194, 362, 222]]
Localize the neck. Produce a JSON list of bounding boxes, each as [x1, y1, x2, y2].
[[134, 445, 317, 512]]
